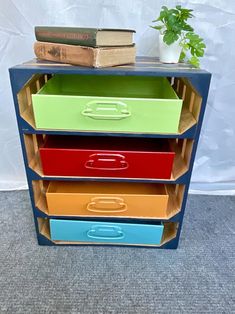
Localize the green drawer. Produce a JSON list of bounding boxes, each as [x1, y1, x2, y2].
[[32, 75, 183, 133]]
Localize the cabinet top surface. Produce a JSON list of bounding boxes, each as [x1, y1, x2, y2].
[[10, 57, 210, 76]]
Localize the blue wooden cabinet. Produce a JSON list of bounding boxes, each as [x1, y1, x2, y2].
[[9, 57, 211, 249]]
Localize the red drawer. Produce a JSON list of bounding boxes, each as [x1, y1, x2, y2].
[[39, 136, 175, 179]]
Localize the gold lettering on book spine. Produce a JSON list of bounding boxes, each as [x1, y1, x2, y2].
[[38, 31, 92, 40]]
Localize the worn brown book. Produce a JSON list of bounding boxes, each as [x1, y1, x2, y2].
[[34, 41, 136, 67]]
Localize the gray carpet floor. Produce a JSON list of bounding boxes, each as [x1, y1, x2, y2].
[[0, 191, 234, 314]]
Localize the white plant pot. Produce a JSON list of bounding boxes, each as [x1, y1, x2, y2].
[[159, 34, 182, 64]]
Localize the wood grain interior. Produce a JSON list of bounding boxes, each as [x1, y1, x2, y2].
[[173, 77, 202, 122], [37, 218, 179, 247], [17, 74, 51, 122]]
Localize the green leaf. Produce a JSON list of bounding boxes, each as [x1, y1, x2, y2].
[[186, 32, 206, 58], [164, 31, 179, 45], [180, 50, 186, 62], [167, 15, 179, 30], [150, 25, 164, 31], [159, 11, 167, 21], [189, 56, 200, 68], [181, 23, 194, 32], [181, 42, 189, 50], [169, 9, 179, 15], [178, 7, 194, 20]]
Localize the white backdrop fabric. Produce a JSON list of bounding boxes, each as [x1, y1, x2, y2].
[[0, 0, 235, 194]]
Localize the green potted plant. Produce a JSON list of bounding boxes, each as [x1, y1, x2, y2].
[[151, 5, 206, 67]]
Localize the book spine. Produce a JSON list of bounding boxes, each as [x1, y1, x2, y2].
[[94, 46, 136, 68], [35, 27, 97, 47], [34, 42, 95, 66]]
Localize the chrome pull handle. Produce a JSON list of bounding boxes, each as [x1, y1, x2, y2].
[[81, 100, 131, 120], [84, 153, 129, 171], [87, 197, 127, 213], [87, 225, 125, 240]]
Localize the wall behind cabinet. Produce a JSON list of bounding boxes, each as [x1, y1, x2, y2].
[[0, 0, 234, 194]]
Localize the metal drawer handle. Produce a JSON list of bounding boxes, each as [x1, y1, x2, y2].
[[87, 225, 125, 240], [84, 153, 129, 171], [81, 100, 131, 120], [87, 197, 127, 213]]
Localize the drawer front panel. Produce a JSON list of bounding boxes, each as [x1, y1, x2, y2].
[[40, 149, 175, 179], [46, 181, 169, 217], [32, 96, 182, 133], [50, 219, 164, 245]]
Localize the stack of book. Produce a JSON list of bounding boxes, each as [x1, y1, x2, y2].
[[34, 26, 136, 68]]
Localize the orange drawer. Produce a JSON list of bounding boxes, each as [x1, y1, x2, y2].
[[45, 181, 178, 219]]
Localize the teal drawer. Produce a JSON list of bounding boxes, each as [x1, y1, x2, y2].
[[32, 75, 183, 133], [50, 219, 164, 245]]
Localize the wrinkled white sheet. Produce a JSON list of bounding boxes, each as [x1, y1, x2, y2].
[[0, 0, 234, 193]]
